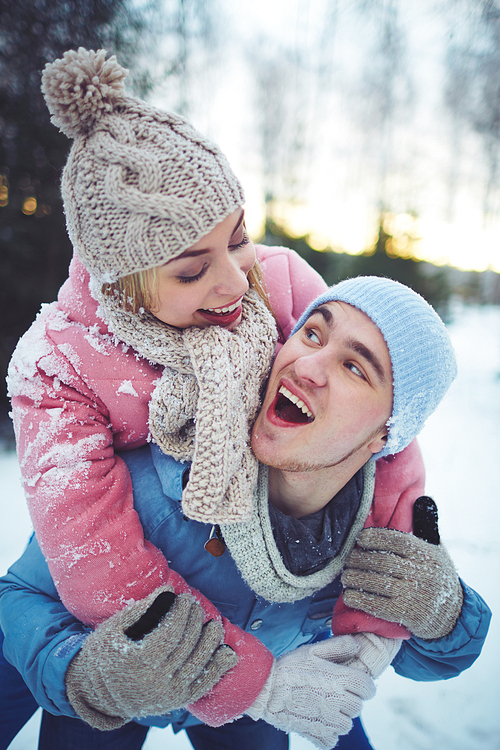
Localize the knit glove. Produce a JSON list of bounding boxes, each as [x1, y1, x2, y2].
[[342, 498, 463, 640], [346, 633, 402, 679], [65, 587, 238, 730], [246, 636, 376, 750]]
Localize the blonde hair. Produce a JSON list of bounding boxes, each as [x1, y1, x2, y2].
[[101, 259, 279, 331], [102, 268, 158, 314]]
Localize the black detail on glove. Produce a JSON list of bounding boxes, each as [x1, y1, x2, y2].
[[413, 496, 440, 545], [125, 591, 176, 641]]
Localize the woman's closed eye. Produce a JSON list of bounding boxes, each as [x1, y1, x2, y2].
[[177, 264, 208, 284], [229, 229, 250, 250]]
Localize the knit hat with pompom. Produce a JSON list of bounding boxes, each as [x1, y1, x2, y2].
[[41, 48, 244, 282]]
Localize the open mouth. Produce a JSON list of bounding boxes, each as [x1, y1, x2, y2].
[[275, 385, 314, 424], [198, 298, 243, 326], [202, 298, 243, 316]]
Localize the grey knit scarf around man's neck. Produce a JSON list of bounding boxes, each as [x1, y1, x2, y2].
[[220, 461, 376, 603]]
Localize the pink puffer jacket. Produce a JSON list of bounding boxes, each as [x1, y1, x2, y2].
[[7, 245, 327, 724]]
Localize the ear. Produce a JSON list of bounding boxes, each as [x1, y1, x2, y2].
[[367, 429, 388, 455]]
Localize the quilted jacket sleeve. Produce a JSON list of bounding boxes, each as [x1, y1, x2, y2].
[[256, 245, 328, 339], [7, 308, 171, 628]]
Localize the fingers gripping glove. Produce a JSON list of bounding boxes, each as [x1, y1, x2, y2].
[[342, 527, 464, 640], [65, 587, 238, 730], [346, 634, 402, 679], [246, 636, 376, 750]]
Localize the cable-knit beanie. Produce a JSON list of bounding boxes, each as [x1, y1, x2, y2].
[[292, 276, 457, 458], [41, 48, 244, 282]]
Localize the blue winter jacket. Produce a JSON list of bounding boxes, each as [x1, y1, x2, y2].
[[0, 444, 491, 729]]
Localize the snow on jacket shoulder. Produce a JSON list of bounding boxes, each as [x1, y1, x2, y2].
[[6, 246, 326, 724]]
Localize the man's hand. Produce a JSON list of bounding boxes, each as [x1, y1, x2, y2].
[[65, 586, 238, 730], [341, 498, 463, 640], [246, 636, 376, 749], [346, 633, 402, 679]]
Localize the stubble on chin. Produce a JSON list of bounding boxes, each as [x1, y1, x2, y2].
[[256, 453, 348, 473], [252, 422, 387, 474], [251, 437, 348, 473]]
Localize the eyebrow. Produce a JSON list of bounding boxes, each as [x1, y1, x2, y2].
[[231, 209, 245, 234], [166, 210, 245, 263], [307, 305, 388, 385]]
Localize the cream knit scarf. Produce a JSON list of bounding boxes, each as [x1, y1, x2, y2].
[[220, 460, 376, 603], [91, 280, 278, 523]]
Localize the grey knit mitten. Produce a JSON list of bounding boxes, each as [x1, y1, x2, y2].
[[65, 587, 238, 730], [342, 527, 463, 640]]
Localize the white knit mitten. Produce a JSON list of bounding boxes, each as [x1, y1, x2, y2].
[[246, 636, 376, 749], [345, 633, 402, 679]]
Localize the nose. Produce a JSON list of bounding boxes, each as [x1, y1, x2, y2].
[[294, 349, 329, 388], [212, 250, 252, 298]]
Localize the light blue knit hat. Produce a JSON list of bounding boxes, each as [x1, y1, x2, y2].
[[292, 276, 457, 458]]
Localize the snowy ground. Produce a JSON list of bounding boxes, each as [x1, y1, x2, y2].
[[2, 303, 499, 750]]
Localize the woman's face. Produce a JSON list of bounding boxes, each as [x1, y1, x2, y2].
[[150, 208, 256, 330]]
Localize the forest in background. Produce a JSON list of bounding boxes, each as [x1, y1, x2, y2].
[[2, 0, 500, 436]]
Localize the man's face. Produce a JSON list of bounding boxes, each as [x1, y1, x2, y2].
[[251, 301, 394, 473]]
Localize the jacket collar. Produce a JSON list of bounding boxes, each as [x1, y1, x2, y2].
[[150, 444, 190, 503]]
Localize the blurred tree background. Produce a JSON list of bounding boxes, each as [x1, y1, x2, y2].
[[2, 0, 500, 441], [0, 0, 149, 431]]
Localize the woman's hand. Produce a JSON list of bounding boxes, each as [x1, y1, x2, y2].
[[342, 498, 463, 640], [65, 586, 238, 730]]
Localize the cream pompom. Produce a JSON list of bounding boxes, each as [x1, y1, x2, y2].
[[41, 48, 128, 138]]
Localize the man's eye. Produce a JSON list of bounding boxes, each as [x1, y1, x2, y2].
[[345, 362, 365, 379], [305, 328, 321, 344]]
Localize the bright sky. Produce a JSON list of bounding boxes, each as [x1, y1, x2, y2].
[[152, 0, 500, 273], [248, 200, 500, 273]]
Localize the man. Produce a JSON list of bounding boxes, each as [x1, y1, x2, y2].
[[0, 277, 491, 750]]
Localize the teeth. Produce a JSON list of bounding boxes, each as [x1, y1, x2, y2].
[[279, 386, 313, 418], [205, 299, 242, 314]]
